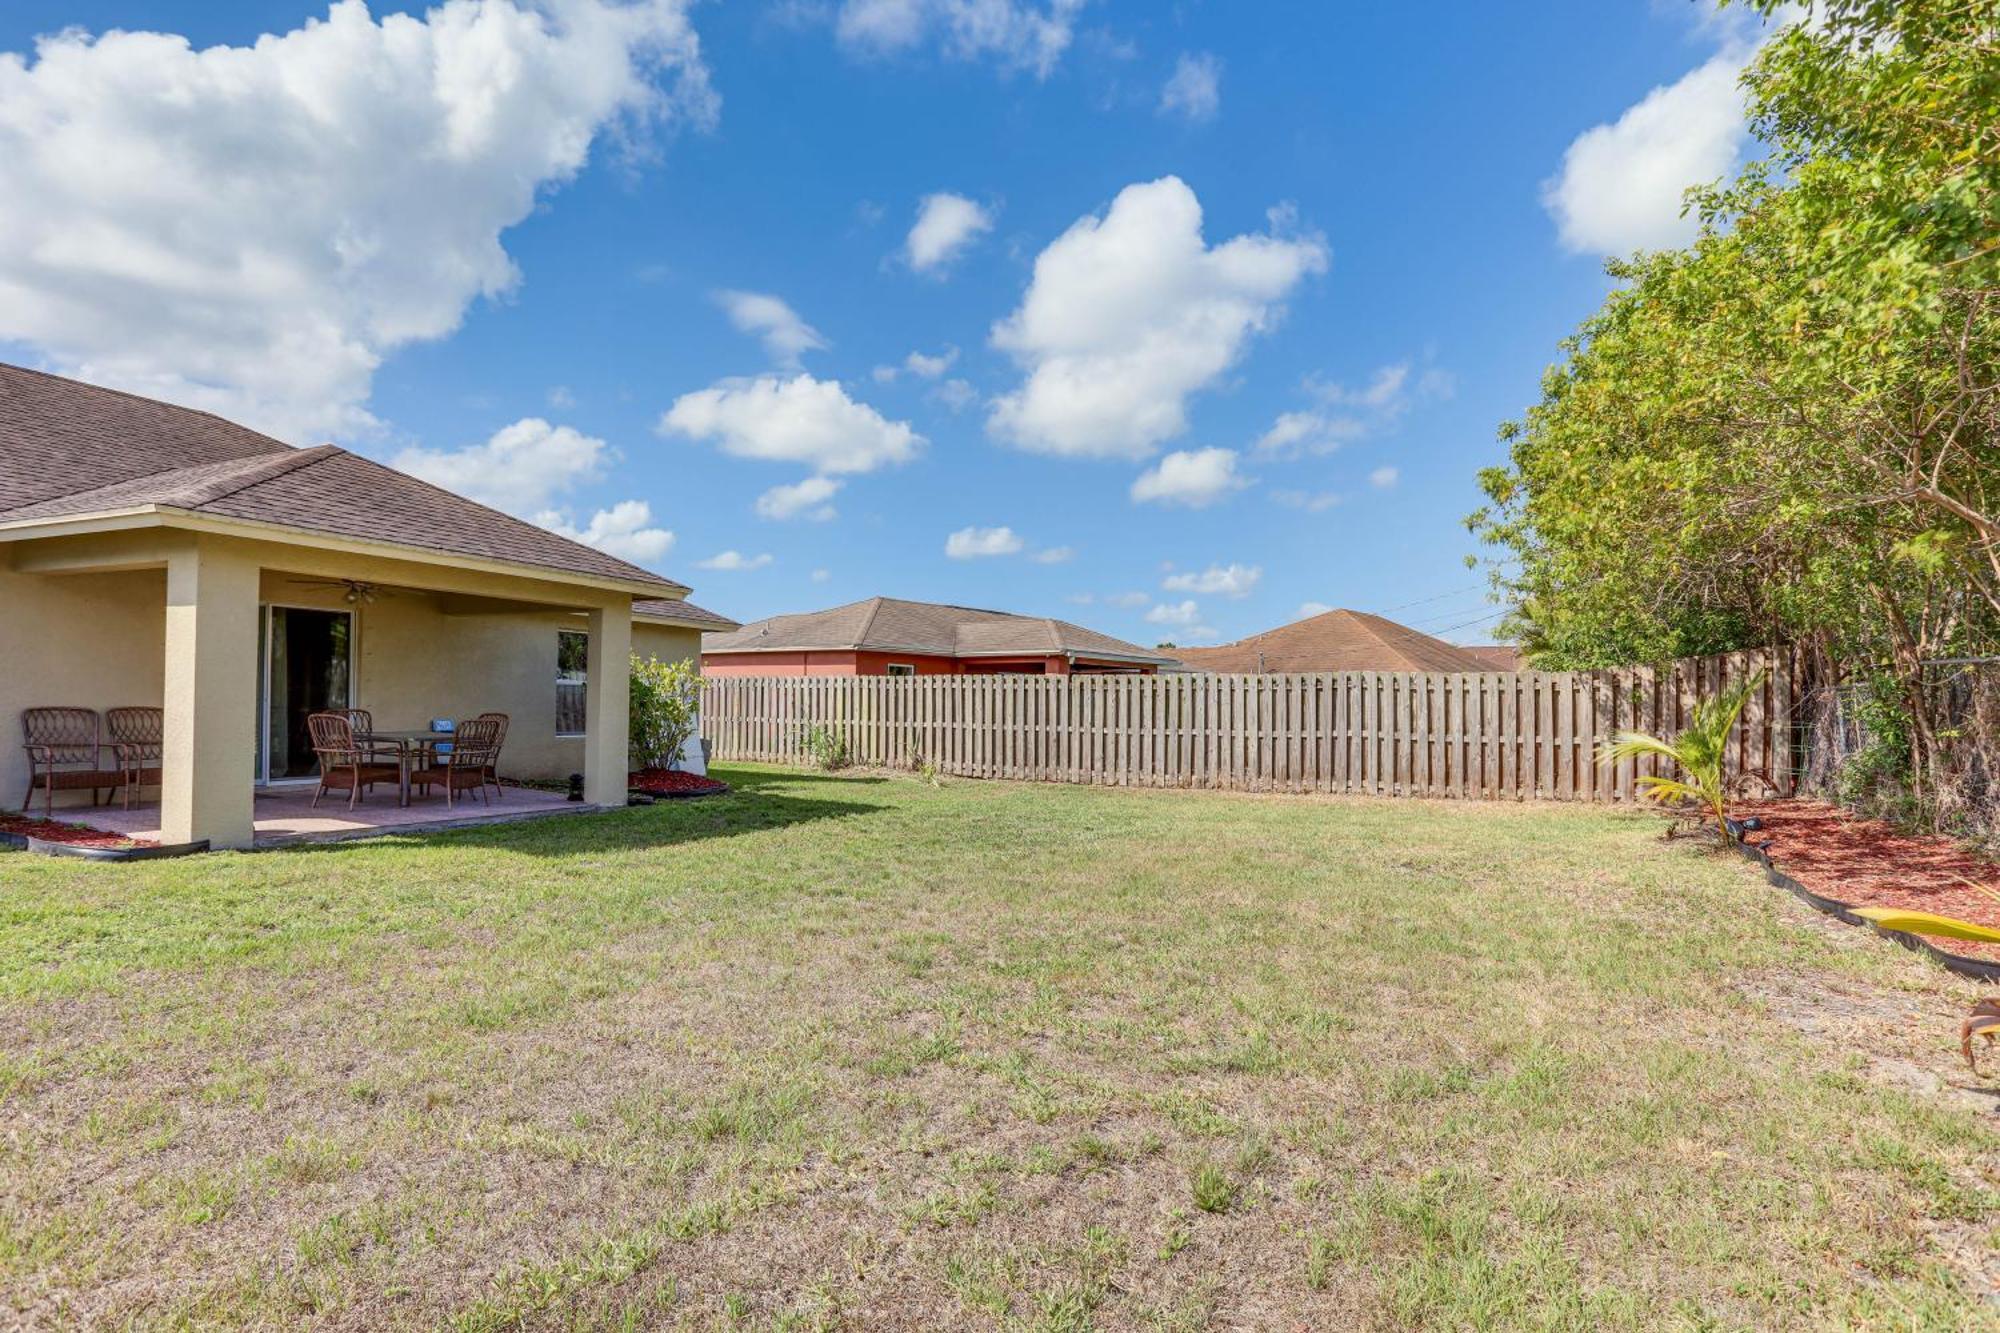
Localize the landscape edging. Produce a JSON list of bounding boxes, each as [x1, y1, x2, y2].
[[1725, 817, 2000, 984], [25, 837, 210, 862]]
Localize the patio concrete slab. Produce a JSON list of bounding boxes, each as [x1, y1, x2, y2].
[[63, 784, 593, 847]]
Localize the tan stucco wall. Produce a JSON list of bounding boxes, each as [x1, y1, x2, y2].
[[4, 530, 698, 816], [0, 563, 168, 811]]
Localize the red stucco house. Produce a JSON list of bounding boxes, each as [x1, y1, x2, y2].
[[702, 596, 1176, 677]]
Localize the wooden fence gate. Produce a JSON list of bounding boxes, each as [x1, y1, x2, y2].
[[700, 648, 1801, 802]]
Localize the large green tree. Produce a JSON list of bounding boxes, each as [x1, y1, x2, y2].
[[1472, 0, 1998, 794]]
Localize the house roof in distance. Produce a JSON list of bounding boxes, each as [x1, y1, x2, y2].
[[0, 362, 687, 595], [1168, 608, 1507, 674], [704, 596, 1177, 665]]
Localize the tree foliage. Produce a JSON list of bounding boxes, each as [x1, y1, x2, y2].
[[1472, 0, 1998, 800], [629, 654, 702, 771]]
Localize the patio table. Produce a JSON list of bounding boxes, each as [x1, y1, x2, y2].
[[354, 729, 453, 807]]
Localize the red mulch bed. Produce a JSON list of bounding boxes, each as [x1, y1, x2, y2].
[[628, 769, 729, 796], [1735, 798, 2000, 960], [0, 813, 149, 850]]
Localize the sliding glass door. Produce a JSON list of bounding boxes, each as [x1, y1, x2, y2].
[[257, 606, 354, 783]]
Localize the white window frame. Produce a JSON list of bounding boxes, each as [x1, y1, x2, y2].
[[885, 662, 916, 677]]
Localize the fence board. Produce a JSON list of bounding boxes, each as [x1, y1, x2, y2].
[[702, 651, 1802, 803]]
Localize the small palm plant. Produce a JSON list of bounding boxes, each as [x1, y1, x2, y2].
[[1598, 672, 1763, 844]]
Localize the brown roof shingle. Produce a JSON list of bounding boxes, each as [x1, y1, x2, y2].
[[633, 597, 740, 630], [0, 362, 686, 593], [1168, 608, 1503, 674], [704, 596, 1173, 664]]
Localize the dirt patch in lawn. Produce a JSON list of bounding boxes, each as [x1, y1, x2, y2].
[[1735, 799, 2000, 959]]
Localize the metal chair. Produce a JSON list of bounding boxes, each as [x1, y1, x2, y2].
[[410, 718, 502, 810], [475, 711, 509, 799], [305, 712, 401, 811], [20, 708, 126, 817], [105, 706, 164, 809]]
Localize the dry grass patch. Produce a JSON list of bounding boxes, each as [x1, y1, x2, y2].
[[1, 766, 1997, 1329]]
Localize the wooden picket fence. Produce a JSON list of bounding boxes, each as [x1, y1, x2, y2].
[[701, 647, 1802, 802]]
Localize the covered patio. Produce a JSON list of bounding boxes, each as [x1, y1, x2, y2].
[[1, 364, 734, 852], [55, 781, 584, 848]]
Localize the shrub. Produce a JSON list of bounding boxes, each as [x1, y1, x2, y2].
[[629, 655, 701, 771], [806, 724, 850, 771]]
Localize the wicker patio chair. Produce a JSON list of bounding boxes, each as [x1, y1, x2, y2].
[[475, 711, 509, 799], [337, 708, 401, 762], [410, 717, 501, 810], [306, 712, 401, 811], [20, 708, 127, 817], [105, 706, 164, 810]]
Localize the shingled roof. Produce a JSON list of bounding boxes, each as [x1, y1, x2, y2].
[[1168, 608, 1504, 674], [0, 362, 686, 594], [704, 596, 1174, 665], [633, 597, 740, 630]]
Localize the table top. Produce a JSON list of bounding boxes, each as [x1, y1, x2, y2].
[[358, 729, 451, 744]]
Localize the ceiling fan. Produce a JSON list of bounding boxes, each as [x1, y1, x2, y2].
[[284, 577, 398, 605]]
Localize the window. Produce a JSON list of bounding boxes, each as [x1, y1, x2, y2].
[[556, 630, 588, 735], [885, 662, 916, 677]]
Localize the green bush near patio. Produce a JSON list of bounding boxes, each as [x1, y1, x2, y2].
[[1, 765, 1994, 1328]]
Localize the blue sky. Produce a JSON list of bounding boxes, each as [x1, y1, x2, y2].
[[0, 1, 1777, 647]]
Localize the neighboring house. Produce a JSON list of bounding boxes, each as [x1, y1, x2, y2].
[[1167, 607, 1516, 674], [703, 596, 1176, 676], [0, 363, 732, 848]]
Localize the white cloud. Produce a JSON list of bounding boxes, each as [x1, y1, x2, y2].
[[1315, 362, 1411, 410], [1032, 545, 1074, 564], [1259, 360, 1449, 459], [944, 525, 1025, 559], [547, 385, 576, 409], [660, 374, 924, 474], [906, 193, 994, 274], [1271, 488, 1340, 512], [1163, 562, 1261, 598], [536, 499, 675, 566], [1130, 447, 1246, 508], [873, 345, 960, 383], [835, 0, 1083, 78], [1369, 466, 1399, 488], [811, 567, 832, 582], [754, 475, 842, 521], [1159, 51, 1221, 123], [0, 0, 714, 442], [395, 417, 609, 516], [715, 290, 828, 367], [934, 378, 979, 412], [1145, 600, 1201, 627], [699, 549, 774, 571], [905, 346, 959, 377], [1543, 47, 1752, 254], [1254, 410, 1364, 459], [1297, 601, 1333, 618], [988, 176, 1326, 459]]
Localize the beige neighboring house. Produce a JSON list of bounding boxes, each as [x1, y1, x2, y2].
[[0, 363, 734, 849]]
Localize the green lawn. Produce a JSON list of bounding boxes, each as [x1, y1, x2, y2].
[[2, 765, 1996, 1329]]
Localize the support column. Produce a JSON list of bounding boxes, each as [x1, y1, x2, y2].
[[582, 600, 632, 807], [161, 537, 260, 849]]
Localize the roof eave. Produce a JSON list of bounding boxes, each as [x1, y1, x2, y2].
[[637, 609, 742, 632], [0, 506, 688, 600]]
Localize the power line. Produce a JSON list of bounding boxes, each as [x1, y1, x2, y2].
[[1366, 582, 1489, 616], [1428, 608, 1510, 638]]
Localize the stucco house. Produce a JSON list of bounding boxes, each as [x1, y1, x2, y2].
[[703, 596, 1176, 677], [0, 363, 733, 849]]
